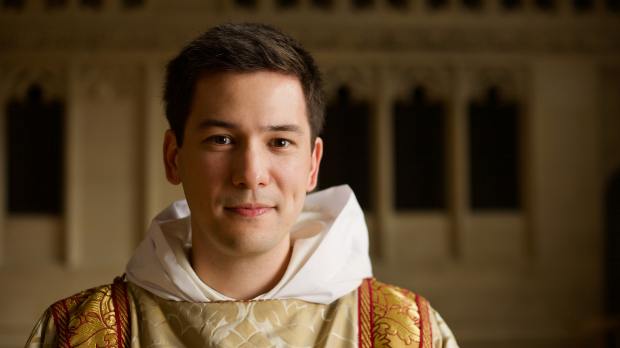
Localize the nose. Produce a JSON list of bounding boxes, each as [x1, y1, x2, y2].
[[231, 143, 270, 190]]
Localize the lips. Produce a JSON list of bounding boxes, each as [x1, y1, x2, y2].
[[225, 204, 274, 217]]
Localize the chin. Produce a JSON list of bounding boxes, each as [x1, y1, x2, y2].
[[215, 224, 287, 253]]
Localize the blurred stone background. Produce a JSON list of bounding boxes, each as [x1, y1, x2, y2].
[[1, 0, 619, 347]]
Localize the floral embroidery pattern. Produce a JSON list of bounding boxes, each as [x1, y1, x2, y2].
[[50, 278, 129, 348], [131, 284, 357, 348], [358, 278, 432, 348]]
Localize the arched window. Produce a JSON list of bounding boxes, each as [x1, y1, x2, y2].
[[319, 85, 372, 210], [353, 0, 373, 9], [605, 170, 620, 320], [462, 0, 482, 10], [80, 0, 102, 9], [501, 0, 521, 10], [276, 0, 298, 9], [235, 0, 257, 8], [387, 0, 408, 9], [427, 0, 448, 10], [123, 0, 144, 8], [535, 0, 554, 11], [45, 0, 67, 9], [5, 84, 64, 214], [393, 86, 446, 211], [312, 0, 332, 9], [468, 86, 520, 210], [2, 0, 24, 9], [573, 0, 594, 12]]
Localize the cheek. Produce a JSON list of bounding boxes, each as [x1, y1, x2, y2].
[[273, 155, 312, 194], [182, 154, 229, 194]]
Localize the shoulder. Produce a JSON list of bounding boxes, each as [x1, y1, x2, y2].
[[51, 282, 114, 312], [358, 278, 433, 348], [358, 278, 460, 348], [26, 277, 131, 348], [361, 278, 429, 303], [360, 278, 433, 318], [50, 276, 129, 326]]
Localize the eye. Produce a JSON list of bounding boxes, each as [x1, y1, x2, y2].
[[205, 135, 233, 145], [271, 138, 292, 148]]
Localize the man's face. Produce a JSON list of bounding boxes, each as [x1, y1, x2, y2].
[[164, 71, 323, 257]]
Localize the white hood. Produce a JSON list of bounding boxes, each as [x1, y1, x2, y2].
[[125, 185, 373, 304]]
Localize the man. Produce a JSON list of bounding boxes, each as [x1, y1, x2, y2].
[[26, 23, 458, 347]]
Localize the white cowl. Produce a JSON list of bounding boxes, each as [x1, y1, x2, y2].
[[125, 185, 373, 304]]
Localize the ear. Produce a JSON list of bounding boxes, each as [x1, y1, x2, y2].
[[306, 137, 323, 192], [163, 129, 182, 185]]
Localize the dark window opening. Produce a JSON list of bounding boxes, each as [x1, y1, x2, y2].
[[276, 0, 298, 9], [427, 0, 448, 9], [2, 0, 24, 9], [501, 0, 521, 10], [235, 0, 257, 8], [468, 86, 520, 210], [80, 0, 102, 9], [393, 86, 446, 211], [535, 0, 555, 10], [462, 0, 482, 10], [353, 0, 374, 9], [319, 86, 372, 210], [312, 0, 332, 9], [123, 0, 143, 8], [387, 0, 408, 9], [573, 0, 593, 11], [6, 84, 64, 215], [605, 169, 620, 347], [45, 0, 67, 9]]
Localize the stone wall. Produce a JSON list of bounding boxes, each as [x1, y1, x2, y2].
[[1, 0, 619, 346]]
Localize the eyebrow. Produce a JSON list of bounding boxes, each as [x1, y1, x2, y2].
[[265, 124, 303, 134], [197, 119, 303, 134], [198, 119, 236, 129]]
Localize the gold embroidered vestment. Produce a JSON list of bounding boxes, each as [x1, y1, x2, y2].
[[26, 278, 432, 348]]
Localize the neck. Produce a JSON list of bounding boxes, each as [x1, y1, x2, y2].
[[191, 227, 292, 300]]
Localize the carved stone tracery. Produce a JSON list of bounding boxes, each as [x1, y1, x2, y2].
[[469, 65, 527, 103], [323, 64, 377, 102], [2, 65, 67, 103], [390, 66, 454, 103]]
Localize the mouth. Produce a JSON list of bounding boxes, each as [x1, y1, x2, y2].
[[224, 204, 275, 218]]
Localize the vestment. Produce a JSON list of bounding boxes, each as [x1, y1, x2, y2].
[[26, 185, 459, 347]]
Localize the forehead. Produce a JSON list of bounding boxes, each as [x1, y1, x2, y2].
[[187, 71, 309, 131]]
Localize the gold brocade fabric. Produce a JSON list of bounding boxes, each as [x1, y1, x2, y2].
[[359, 278, 432, 348], [26, 278, 439, 348], [55, 286, 119, 347], [26, 280, 129, 348], [126, 283, 358, 347]]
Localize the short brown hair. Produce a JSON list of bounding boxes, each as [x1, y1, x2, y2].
[[164, 23, 325, 146]]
